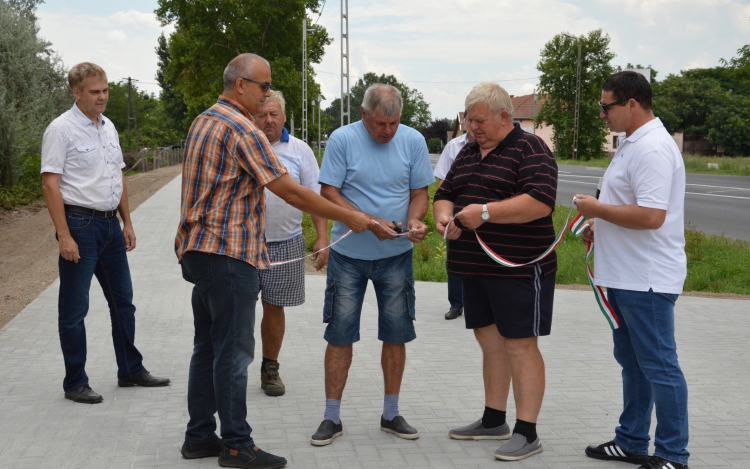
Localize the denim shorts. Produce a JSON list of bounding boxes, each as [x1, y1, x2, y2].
[[323, 249, 416, 346]]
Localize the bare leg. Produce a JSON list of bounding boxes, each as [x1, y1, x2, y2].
[[382, 342, 406, 395], [474, 325, 512, 411], [505, 336, 545, 423], [260, 301, 285, 360], [325, 343, 353, 400]]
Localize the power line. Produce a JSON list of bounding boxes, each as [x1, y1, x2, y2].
[[314, 70, 539, 84], [313, 0, 327, 25]]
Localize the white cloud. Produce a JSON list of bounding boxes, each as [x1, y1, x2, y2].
[[37, 9, 174, 96]]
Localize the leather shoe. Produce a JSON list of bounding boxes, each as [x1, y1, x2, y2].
[[444, 307, 463, 320], [64, 385, 103, 404], [181, 433, 222, 459], [118, 371, 171, 387], [218, 445, 287, 468]]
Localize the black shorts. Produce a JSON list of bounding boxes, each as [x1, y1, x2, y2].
[[461, 265, 555, 338]]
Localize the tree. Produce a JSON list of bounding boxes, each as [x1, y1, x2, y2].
[[720, 44, 750, 80], [0, 0, 68, 187], [421, 118, 454, 144], [155, 32, 188, 134], [536, 29, 615, 160], [156, 0, 330, 138], [323, 72, 432, 135], [652, 74, 728, 137]]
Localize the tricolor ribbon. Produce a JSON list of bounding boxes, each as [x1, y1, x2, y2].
[[443, 198, 620, 330], [269, 229, 353, 267]]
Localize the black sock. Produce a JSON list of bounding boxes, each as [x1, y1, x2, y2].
[[261, 357, 273, 372], [481, 406, 506, 428], [513, 419, 537, 443]]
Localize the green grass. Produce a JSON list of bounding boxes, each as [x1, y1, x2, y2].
[[303, 183, 750, 295], [557, 155, 750, 176]]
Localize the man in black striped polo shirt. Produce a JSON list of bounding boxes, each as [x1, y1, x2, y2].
[[433, 82, 558, 462]]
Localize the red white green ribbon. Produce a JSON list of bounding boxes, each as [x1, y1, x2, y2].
[[269, 230, 352, 267], [568, 213, 621, 330]]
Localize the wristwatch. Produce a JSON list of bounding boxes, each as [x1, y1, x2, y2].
[[481, 204, 490, 221]]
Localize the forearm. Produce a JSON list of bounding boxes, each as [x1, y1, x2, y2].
[[407, 188, 429, 223], [41, 174, 71, 237], [117, 176, 133, 225], [487, 194, 552, 224], [433, 200, 455, 222], [591, 203, 665, 230], [312, 215, 329, 241]]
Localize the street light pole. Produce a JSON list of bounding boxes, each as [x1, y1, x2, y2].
[[317, 94, 326, 154], [563, 33, 582, 160]]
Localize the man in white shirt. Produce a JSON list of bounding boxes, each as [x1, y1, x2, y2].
[[574, 71, 689, 469], [41, 63, 170, 404], [433, 123, 473, 320], [253, 91, 329, 396]]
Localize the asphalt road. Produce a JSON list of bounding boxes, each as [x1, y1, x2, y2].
[[428, 155, 750, 241], [557, 164, 750, 241]]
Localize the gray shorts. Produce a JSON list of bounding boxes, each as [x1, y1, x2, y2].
[[258, 234, 305, 307]]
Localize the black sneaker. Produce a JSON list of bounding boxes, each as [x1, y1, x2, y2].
[[311, 419, 343, 446], [637, 455, 689, 469], [585, 440, 649, 464], [444, 307, 463, 320], [218, 445, 287, 469], [181, 433, 222, 459], [380, 415, 419, 439]]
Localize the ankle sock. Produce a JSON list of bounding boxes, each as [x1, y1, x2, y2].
[[324, 399, 341, 425], [261, 357, 274, 372], [383, 394, 400, 421], [481, 406, 506, 428], [513, 419, 537, 443]]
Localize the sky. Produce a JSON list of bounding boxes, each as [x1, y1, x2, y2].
[[37, 0, 750, 120]]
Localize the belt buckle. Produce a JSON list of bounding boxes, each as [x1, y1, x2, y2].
[[105, 209, 116, 218]]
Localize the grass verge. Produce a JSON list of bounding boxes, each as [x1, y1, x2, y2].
[[557, 154, 750, 176], [305, 181, 750, 295]]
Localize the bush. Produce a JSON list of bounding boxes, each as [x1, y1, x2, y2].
[[427, 138, 442, 154]]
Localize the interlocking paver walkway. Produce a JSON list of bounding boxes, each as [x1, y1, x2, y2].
[[0, 175, 748, 468]]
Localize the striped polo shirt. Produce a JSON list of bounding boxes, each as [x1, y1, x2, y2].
[[175, 96, 288, 268], [433, 125, 558, 278]]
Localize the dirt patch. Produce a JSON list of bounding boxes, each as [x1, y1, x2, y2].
[[0, 165, 183, 330]]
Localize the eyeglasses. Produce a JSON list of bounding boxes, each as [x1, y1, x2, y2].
[[598, 99, 629, 115], [241, 78, 271, 93]]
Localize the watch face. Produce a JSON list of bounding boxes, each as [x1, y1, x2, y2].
[[481, 211, 489, 221]]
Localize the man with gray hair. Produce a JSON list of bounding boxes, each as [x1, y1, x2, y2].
[[41, 62, 171, 405], [252, 90, 330, 397], [309, 84, 434, 446], [434, 82, 558, 461], [176, 53, 372, 469]]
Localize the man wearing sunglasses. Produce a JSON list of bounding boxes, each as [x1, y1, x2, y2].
[[175, 53, 373, 469], [574, 71, 689, 469]]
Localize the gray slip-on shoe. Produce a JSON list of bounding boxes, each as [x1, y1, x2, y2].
[[380, 415, 420, 440], [493, 433, 543, 461], [448, 419, 511, 440]]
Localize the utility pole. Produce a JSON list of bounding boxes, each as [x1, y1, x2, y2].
[[340, 0, 350, 127], [124, 77, 141, 152], [302, 20, 308, 145]]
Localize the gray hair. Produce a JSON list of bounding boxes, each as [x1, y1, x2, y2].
[[465, 82, 514, 119], [223, 53, 270, 92], [361, 84, 403, 118], [265, 90, 286, 113]]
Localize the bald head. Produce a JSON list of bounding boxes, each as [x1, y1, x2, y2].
[[223, 53, 270, 93]]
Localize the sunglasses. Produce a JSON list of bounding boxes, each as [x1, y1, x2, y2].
[[242, 78, 271, 93], [598, 99, 629, 115]]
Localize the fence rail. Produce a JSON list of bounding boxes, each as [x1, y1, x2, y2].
[[124, 149, 183, 174]]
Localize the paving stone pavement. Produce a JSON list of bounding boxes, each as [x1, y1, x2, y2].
[[0, 175, 749, 469]]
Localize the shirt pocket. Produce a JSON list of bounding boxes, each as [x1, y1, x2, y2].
[[105, 141, 124, 166], [72, 143, 98, 170]]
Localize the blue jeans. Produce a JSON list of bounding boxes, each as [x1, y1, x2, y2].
[[323, 250, 416, 345], [58, 212, 146, 392], [609, 288, 689, 465], [181, 252, 258, 449]]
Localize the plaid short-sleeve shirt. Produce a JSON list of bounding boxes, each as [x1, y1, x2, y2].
[[175, 96, 287, 268]]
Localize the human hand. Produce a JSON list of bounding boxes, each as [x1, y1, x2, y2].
[[58, 234, 80, 263], [122, 223, 136, 251], [581, 220, 595, 244], [455, 204, 484, 230], [573, 194, 600, 219], [405, 219, 428, 243], [344, 211, 372, 233], [436, 215, 462, 240], [311, 239, 330, 270], [370, 217, 398, 241]]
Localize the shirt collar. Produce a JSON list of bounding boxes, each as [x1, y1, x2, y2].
[[623, 118, 663, 143], [280, 127, 290, 142], [217, 95, 252, 119], [71, 102, 105, 127]]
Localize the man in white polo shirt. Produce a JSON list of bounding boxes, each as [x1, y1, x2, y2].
[[41, 62, 170, 404], [253, 90, 329, 396], [574, 71, 689, 469]]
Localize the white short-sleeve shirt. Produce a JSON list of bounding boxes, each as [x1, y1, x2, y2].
[[263, 128, 321, 242], [433, 133, 468, 180], [594, 118, 687, 294], [41, 103, 125, 211]]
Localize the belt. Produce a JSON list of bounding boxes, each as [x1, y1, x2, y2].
[[64, 204, 118, 219]]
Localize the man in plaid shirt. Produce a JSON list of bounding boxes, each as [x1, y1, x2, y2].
[[175, 53, 371, 469]]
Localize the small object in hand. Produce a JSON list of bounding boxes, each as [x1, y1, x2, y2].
[[391, 221, 403, 234]]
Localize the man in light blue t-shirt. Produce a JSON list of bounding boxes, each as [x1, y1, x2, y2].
[[310, 84, 434, 446]]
